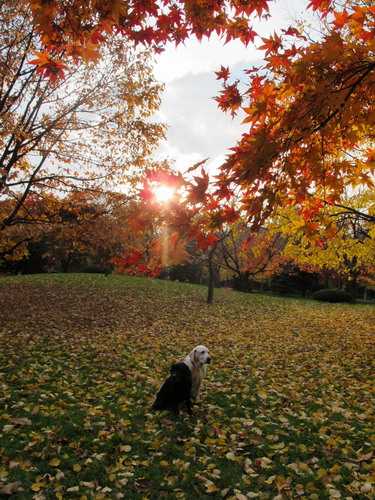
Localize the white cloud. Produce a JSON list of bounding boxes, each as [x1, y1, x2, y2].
[[153, 35, 257, 84], [153, 67, 248, 174], [152, 0, 307, 174]]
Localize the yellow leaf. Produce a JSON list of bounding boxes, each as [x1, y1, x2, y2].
[[119, 445, 131, 452], [330, 464, 341, 474], [205, 482, 219, 493], [120, 419, 131, 426], [49, 458, 60, 467], [299, 462, 310, 472], [73, 464, 81, 471]]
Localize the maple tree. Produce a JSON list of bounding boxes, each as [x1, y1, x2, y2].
[[214, 0, 375, 228], [0, 0, 165, 243], [24, 0, 375, 232], [25, 0, 271, 78]]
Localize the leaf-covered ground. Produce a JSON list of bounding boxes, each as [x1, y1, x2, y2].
[[0, 274, 374, 500]]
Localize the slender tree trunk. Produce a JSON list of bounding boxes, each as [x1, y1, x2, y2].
[[207, 247, 216, 304], [350, 278, 358, 304], [61, 253, 72, 273]]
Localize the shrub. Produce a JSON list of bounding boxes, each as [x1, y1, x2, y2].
[[312, 289, 352, 303]]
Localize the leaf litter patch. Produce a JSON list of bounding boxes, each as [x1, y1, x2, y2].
[[0, 274, 374, 499]]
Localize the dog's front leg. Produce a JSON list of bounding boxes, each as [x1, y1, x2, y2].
[[185, 395, 192, 414]]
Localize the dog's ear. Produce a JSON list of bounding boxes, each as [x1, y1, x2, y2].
[[189, 348, 196, 362], [170, 363, 176, 373]]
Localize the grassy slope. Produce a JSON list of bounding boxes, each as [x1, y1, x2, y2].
[[0, 274, 374, 499]]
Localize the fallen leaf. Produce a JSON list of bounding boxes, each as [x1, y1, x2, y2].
[[0, 482, 22, 495]]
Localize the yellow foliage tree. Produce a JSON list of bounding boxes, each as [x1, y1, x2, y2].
[[268, 190, 375, 299]]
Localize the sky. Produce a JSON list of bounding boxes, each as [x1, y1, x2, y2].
[[151, 0, 306, 176]]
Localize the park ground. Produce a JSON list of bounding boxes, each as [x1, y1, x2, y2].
[[0, 274, 374, 499]]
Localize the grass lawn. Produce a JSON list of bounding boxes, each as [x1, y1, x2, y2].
[[0, 274, 374, 499]]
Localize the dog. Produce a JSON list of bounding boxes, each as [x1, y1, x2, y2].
[[152, 362, 192, 414], [184, 345, 211, 401]]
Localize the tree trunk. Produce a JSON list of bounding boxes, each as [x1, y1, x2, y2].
[[207, 247, 216, 304], [350, 278, 358, 304], [61, 253, 72, 273], [238, 271, 252, 292]]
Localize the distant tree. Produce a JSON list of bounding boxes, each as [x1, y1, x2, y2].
[[268, 191, 375, 302], [215, 222, 285, 292], [0, 239, 49, 275]]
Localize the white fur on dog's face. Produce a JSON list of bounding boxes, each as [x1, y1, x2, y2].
[[192, 345, 211, 366]]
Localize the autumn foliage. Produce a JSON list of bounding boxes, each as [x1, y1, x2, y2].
[[0, 0, 167, 262], [214, 0, 375, 227], [6, 0, 372, 266], [25, 0, 272, 75], [10, 0, 372, 240]]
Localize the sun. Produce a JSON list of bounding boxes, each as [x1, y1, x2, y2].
[[154, 185, 175, 202]]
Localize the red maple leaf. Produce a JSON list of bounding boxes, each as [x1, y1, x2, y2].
[[28, 51, 68, 82], [332, 9, 350, 29], [221, 206, 240, 224], [215, 83, 243, 117], [259, 33, 282, 56], [215, 65, 230, 82], [196, 232, 219, 251], [138, 182, 154, 202], [187, 170, 209, 203]]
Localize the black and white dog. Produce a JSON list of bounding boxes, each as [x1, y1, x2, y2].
[[152, 362, 192, 415]]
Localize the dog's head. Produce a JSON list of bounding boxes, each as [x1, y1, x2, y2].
[[190, 345, 211, 366], [170, 362, 192, 382]]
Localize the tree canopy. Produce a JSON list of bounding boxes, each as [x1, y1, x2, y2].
[[18, 0, 375, 231], [216, 0, 375, 228], [0, 0, 165, 237]]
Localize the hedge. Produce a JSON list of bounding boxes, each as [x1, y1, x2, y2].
[[312, 289, 352, 303]]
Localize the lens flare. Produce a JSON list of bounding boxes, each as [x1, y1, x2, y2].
[[154, 185, 174, 202]]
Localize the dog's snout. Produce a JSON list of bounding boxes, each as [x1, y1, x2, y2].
[[206, 357, 211, 364]]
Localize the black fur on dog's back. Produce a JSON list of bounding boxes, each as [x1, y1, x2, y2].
[[152, 362, 192, 414]]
